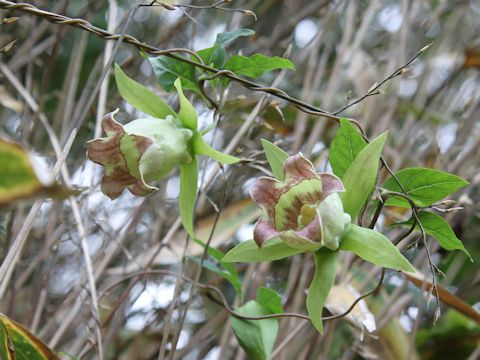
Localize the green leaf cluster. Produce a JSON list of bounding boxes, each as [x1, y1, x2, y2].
[[381, 166, 470, 259], [146, 28, 295, 96], [330, 118, 470, 259]]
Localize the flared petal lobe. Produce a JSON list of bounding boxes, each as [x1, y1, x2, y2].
[[319, 173, 344, 198], [253, 218, 281, 247], [283, 153, 319, 184], [250, 177, 282, 221], [87, 111, 156, 199]]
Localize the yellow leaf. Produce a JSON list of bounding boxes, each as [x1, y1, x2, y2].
[[0, 139, 78, 208], [0, 313, 60, 359]]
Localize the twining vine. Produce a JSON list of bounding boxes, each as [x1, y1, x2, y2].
[[0, 1, 473, 360], [0, 0, 441, 328]]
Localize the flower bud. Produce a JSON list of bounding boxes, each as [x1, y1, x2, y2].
[[87, 109, 193, 199], [316, 193, 351, 250]]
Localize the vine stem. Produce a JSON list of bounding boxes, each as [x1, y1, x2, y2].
[[0, 0, 442, 342], [99, 268, 387, 324], [0, 0, 338, 121], [384, 190, 442, 317]]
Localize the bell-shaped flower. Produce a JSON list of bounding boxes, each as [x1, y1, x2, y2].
[[250, 154, 351, 251], [87, 109, 193, 199]]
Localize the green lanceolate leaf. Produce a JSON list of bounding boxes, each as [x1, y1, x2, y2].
[[215, 28, 255, 46], [189, 256, 243, 297], [330, 118, 367, 179], [261, 139, 289, 181], [396, 211, 472, 261], [192, 133, 240, 164], [193, 238, 238, 276], [340, 132, 387, 220], [114, 64, 176, 118], [306, 248, 338, 334], [256, 287, 284, 314], [222, 238, 303, 262], [147, 56, 200, 94], [230, 301, 278, 360], [0, 139, 77, 208], [382, 167, 469, 208], [0, 313, 60, 359], [192, 238, 243, 298], [173, 78, 198, 130], [179, 156, 199, 237], [223, 54, 295, 79], [339, 224, 415, 272]]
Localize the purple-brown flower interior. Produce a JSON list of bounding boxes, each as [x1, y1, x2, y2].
[[250, 154, 344, 248]]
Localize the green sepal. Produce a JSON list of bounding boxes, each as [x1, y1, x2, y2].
[[114, 63, 176, 119], [306, 248, 338, 334], [222, 238, 303, 262], [179, 156, 199, 237], [192, 132, 240, 164], [174, 78, 198, 130], [261, 139, 289, 181]]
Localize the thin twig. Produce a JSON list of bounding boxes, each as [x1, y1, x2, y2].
[[157, 233, 189, 360], [69, 198, 104, 360], [168, 171, 229, 359], [333, 42, 433, 115], [384, 190, 441, 317], [322, 269, 385, 321], [145, 0, 257, 20]]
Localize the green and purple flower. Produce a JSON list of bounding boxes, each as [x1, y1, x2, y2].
[[87, 109, 193, 199], [250, 154, 351, 251]]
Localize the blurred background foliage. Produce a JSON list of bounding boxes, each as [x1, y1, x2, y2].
[[0, 0, 479, 359]]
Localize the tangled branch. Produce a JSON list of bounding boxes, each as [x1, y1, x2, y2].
[[0, 0, 439, 329], [99, 268, 386, 324], [0, 0, 338, 120]]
